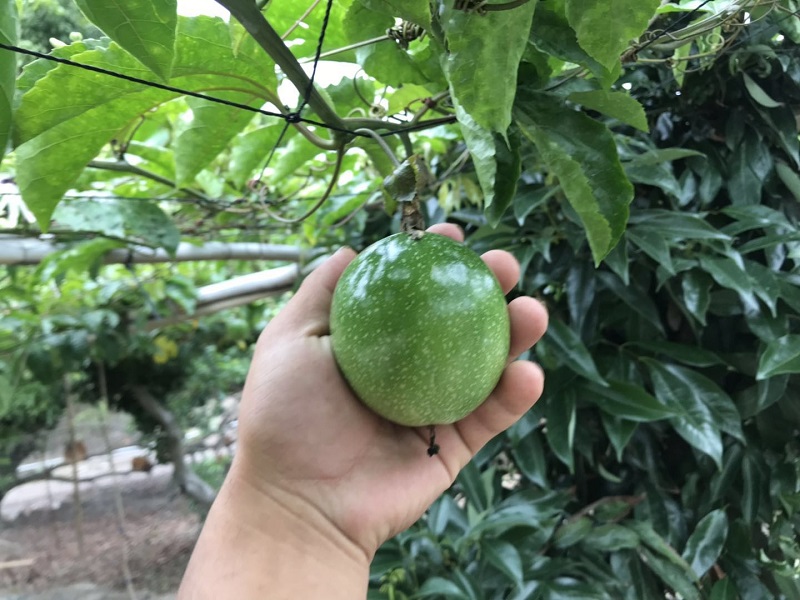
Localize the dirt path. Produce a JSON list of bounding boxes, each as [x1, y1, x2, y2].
[[0, 468, 201, 599]]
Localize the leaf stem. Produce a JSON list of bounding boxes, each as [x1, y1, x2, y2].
[[87, 160, 214, 204], [215, 0, 347, 135], [299, 35, 391, 63], [264, 147, 347, 223], [353, 128, 401, 168]]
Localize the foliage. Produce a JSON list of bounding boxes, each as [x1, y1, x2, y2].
[[1, 0, 799, 597]]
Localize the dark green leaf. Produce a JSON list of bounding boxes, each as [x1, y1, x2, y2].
[[628, 210, 730, 241], [74, 0, 177, 79], [553, 517, 593, 549], [457, 460, 488, 513], [568, 89, 648, 131], [681, 270, 712, 325], [483, 539, 523, 586], [756, 334, 800, 379], [625, 161, 682, 198], [543, 319, 607, 386], [343, 4, 436, 87], [600, 412, 638, 461], [699, 255, 758, 312], [630, 340, 725, 368], [0, 0, 17, 164], [545, 388, 576, 471], [681, 509, 729, 578], [585, 379, 675, 422], [583, 524, 640, 551], [727, 131, 772, 206], [53, 198, 180, 253], [511, 428, 548, 487], [597, 271, 664, 333], [742, 73, 782, 108], [627, 148, 706, 165], [639, 547, 701, 600], [417, 577, 467, 598], [516, 91, 633, 264], [627, 229, 674, 274], [644, 360, 724, 467], [775, 161, 800, 202], [709, 578, 738, 600]]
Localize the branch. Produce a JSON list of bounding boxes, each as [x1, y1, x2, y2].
[[130, 385, 217, 508], [146, 264, 303, 329], [0, 237, 304, 265], [87, 160, 213, 203], [215, 0, 347, 134]]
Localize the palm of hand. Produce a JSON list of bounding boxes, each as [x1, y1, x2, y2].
[[234, 224, 547, 558]]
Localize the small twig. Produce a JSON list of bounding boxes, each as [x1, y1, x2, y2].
[[264, 147, 347, 223], [87, 160, 213, 204], [282, 0, 321, 40], [63, 376, 85, 557], [299, 35, 391, 63], [354, 128, 401, 168]]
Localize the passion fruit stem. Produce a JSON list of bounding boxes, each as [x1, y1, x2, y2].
[[427, 425, 440, 457]]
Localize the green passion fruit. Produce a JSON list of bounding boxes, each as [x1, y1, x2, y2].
[[330, 232, 510, 426]]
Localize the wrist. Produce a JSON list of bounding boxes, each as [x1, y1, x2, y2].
[[179, 458, 371, 599]]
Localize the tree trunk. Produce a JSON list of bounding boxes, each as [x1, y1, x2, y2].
[[129, 385, 217, 509]]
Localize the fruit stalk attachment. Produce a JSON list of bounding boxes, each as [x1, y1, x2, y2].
[[382, 155, 430, 237]]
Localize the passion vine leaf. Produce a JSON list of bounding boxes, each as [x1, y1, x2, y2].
[[357, 0, 432, 31], [13, 17, 277, 229], [53, 198, 180, 253], [0, 0, 17, 164], [455, 104, 521, 226], [174, 94, 258, 186], [343, 3, 439, 87], [568, 89, 649, 132], [515, 91, 633, 264], [439, 0, 536, 135], [565, 0, 661, 73], [529, 4, 615, 86], [74, 0, 178, 80]]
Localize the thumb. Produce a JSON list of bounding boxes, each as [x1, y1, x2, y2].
[[269, 247, 357, 338]]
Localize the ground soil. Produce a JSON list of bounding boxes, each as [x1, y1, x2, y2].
[[0, 468, 201, 599]]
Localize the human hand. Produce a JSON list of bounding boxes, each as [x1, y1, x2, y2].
[[229, 223, 548, 562]]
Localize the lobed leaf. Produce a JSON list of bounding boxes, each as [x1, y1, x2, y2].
[[0, 0, 16, 166], [565, 0, 661, 73], [12, 17, 277, 228], [74, 0, 178, 80], [439, 0, 536, 135], [568, 89, 648, 131]]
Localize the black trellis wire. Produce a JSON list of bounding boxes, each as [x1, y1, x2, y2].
[[0, 2, 795, 152]]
